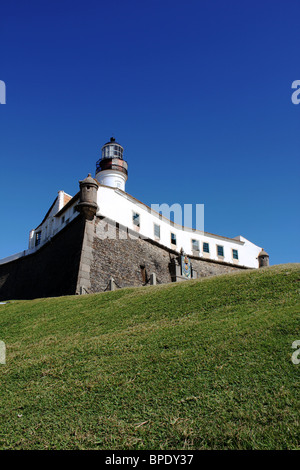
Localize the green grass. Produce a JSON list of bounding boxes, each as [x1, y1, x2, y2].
[[0, 264, 299, 450]]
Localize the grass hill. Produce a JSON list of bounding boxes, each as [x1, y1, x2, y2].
[[0, 264, 299, 450]]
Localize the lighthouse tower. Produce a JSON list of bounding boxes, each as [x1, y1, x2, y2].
[[95, 137, 128, 191]]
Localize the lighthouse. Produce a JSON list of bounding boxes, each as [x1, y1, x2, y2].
[[95, 137, 128, 191]]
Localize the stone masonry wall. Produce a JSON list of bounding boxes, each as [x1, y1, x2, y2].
[[0, 214, 248, 301], [90, 217, 246, 293], [90, 218, 172, 291], [0, 215, 86, 301]]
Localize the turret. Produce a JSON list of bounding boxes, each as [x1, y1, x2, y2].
[[76, 174, 98, 220], [258, 248, 269, 268], [95, 137, 128, 191]]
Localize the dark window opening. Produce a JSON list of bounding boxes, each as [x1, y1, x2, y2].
[[35, 232, 41, 247], [217, 245, 224, 257], [154, 224, 160, 238], [192, 239, 199, 251], [171, 233, 177, 245], [133, 212, 140, 227], [203, 242, 209, 253]]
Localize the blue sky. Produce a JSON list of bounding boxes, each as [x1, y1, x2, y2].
[[0, 0, 299, 264]]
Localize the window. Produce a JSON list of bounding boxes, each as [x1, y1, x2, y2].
[[232, 249, 239, 260], [171, 233, 177, 245], [154, 223, 160, 239], [102, 144, 123, 159], [132, 212, 140, 227], [203, 242, 210, 253], [192, 239, 199, 251], [35, 232, 41, 247], [217, 245, 224, 257], [61, 216, 65, 225]]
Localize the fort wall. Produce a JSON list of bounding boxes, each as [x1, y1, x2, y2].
[[0, 215, 85, 301], [0, 215, 247, 301], [88, 217, 246, 294]]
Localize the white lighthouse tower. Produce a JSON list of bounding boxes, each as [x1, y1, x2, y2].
[[95, 137, 128, 191]]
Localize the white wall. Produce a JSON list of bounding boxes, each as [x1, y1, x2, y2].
[[27, 191, 78, 252], [96, 186, 262, 268], [96, 169, 127, 191], [0, 184, 262, 268]]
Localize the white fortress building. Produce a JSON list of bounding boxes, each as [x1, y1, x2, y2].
[[0, 137, 269, 301]]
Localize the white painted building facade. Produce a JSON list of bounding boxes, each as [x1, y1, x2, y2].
[[0, 137, 267, 269]]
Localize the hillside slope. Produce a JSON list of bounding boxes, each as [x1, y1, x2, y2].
[[0, 264, 299, 450]]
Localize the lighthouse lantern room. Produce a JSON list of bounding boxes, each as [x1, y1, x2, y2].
[[95, 137, 128, 191]]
